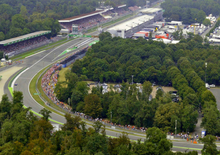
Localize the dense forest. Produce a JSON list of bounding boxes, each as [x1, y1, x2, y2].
[[0, 92, 207, 155], [55, 32, 219, 135], [0, 0, 158, 40], [0, 0, 99, 40], [161, 0, 220, 24]]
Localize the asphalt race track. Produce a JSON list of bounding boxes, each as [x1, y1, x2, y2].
[[3, 37, 220, 154], [5, 37, 94, 124]]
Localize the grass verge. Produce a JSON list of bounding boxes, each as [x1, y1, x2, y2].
[[58, 66, 72, 83]]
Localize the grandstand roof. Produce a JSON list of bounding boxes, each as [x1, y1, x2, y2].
[[59, 10, 105, 23], [0, 31, 51, 46], [118, 4, 126, 8], [107, 15, 154, 31], [140, 8, 162, 14]]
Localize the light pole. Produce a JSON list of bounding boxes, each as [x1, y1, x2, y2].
[[68, 98, 70, 106], [111, 111, 112, 124], [205, 62, 207, 84], [175, 120, 177, 137], [131, 75, 134, 85]]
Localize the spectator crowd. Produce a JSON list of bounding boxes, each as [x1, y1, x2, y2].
[[41, 64, 72, 112], [60, 7, 131, 32], [102, 8, 129, 17]]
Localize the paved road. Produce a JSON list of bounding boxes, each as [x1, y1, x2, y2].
[[210, 88, 220, 110], [201, 20, 218, 39]]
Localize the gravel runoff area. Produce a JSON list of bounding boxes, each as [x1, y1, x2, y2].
[[0, 66, 22, 102], [0, 62, 4, 67]]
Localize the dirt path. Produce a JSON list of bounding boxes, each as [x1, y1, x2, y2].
[[0, 66, 22, 102], [192, 114, 203, 137]]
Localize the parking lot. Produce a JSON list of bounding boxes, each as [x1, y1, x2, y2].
[[151, 86, 176, 98]]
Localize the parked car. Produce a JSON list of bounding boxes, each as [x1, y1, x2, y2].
[[205, 83, 210, 89], [156, 86, 162, 91], [172, 97, 179, 103], [210, 84, 216, 88], [152, 82, 156, 87]]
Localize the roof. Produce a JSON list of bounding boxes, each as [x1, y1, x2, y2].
[[0, 31, 51, 46], [136, 31, 148, 34], [107, 15, 154, 31], [59, 10, 104, 23], [118, 4, 126, 8], [140, 8, 162, 14]]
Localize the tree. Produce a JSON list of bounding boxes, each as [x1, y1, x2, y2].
[[24, 130, 56, 154], [181, 105, 198, 132], [99, 32, 112, 41], [201, 90, 216, 107], [85, 132, 108, 155], [62, 114, 82, 131], [71, 89, 83, 110], [127, 0, 136, 7], [0, 94, 12, 116], [156, 89, 163, 99], [142, 81, 152, 101], [196, 10, 206, 23], [183, 94, 199, 109], [200, 135, 219, 155], [203, 19, 211, 26], [108, 133, 131, 155], [201, 105, 220, 135], [11, 14, 26, 29], [145, 127, 173, 154], [20, 5, 27, 18], [71, 59, 82, 75], [11, 91, 24, 117], [13, 91, 23, 104], [39, 108, 51, 121], [51, 19, 61, 37], [92, 121, 103, 133], [0, 32, 5, 41], [84, 94, 102, 118], [154, 102, 181, 131]]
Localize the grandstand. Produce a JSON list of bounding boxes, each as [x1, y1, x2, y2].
[[0, 31, 51, 57], [58, 5, 129, 33]]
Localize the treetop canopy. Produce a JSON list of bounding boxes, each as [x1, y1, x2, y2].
[[0, 31, 51, 46]]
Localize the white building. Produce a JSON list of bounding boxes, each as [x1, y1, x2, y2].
[[107, 15, 154, 38]]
